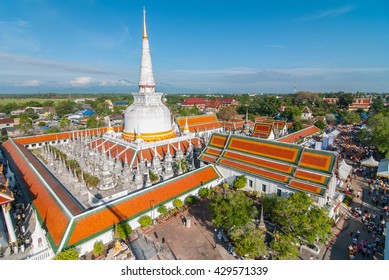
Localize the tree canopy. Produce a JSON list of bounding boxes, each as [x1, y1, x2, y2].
[[18, 114, 33, 134], [115, 222, 132, 239], [263, 192, 332, 244], [282, 106, 301, 121], [217, 106, 238, 121], [337, 93, 354, 109], [289, 121, 304, 133], [138, 215, 153, 228], [230, 221, 267, 259], [233, 175, 247, 189], [341, 111, 361, 125], [269, 233, 299, 260], [365, 112, 389, 157], [209, 191, 258, 232], [53, 247, 79, 260], [314, 120, 326, 130], [369, 96, 385, 115]]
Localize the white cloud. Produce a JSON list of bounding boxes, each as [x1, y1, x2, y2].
[[266, 44, 287, 49], [20, 80, 41, 86], [297, 6, 357, 21], [70, 76, 93, 86]]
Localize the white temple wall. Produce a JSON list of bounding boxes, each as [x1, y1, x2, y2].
[[215, 165, 290, 198]]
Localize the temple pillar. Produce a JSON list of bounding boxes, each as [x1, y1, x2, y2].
[[2, 203, 17, 243]]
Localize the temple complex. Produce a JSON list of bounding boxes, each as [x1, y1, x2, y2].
[[0, 9, 340, 260]]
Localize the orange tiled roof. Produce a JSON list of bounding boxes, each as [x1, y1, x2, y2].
[[294, 168, 330, 185], [176, 115, 222, 133], [220, 120, 244, 130], [199, 154, 218, 163], [200, 134, 337, 196], [204, 147, 223, 157], [2, 140, 74, 250], [277, 125, 321, 143], [254, 116, 268, 122], [251, 123, 273, 138], [199, 147, 223, 163], [66, 165, 220, 247], [219, 158, 290, 183], [223, 151, 294, 175], [288, 179, 326, 195], [352, 98, 371, 105], [13, 126, 123, 145], [208, 133, 228, 148], [299, 149, 336, 174], [132, 139, 200, 165], [90, 139, 136, 165], [273, 121, 287, 129], [226, 135, 302, 164]]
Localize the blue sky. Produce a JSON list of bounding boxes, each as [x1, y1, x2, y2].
[[0, 0, 388, 94]]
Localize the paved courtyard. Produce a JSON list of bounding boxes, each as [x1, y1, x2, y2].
[[143, 199, 236, 260]]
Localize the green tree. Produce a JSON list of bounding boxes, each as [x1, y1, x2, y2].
[[229, 221, 267, 259], [157, 205, 168, 217], [18, 114, 33, 134], [269, 233, 299, 260], [233, 175, 247, 189], [55, 100, 78, 117], [138, 215, 153, 228], [53, 247, 79, 260], [93, 241, 105, 256], [59, 116, 71, 131], [2, 102, 19, 114], [44, 128, 60, 134], [173, 198, 184, 209], [342, 111, 360, 125], [272, 192, 332, 244], [289, 121, 304, 132], [185, 195, 198, 206], [149, 169, 159, 182], [209, 191, 258, 232], [24, 108, 39, 119], [366, 112, 389, 157], [337, 93, 354, 109], [314, 120, 326, 130], [115, 222, 132, 239], [198, 187, 211, 198], [281, 106, 301, 121], [370, 96, 385, 115]]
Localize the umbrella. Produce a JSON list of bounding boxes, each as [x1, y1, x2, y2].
[[377, 159, 389, 178], [361, 155, 379, 167]]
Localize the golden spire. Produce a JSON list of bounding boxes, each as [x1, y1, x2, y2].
[[143, 7, 148, 39]]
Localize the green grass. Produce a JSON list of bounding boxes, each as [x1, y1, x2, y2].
[[0, 98, 70, 106]]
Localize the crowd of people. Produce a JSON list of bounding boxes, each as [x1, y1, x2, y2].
[[333, 125, 377, 165], [6, 181, 31, 256], [329, 125, 387, 260]]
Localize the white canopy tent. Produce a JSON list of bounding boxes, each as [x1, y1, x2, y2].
[[377, 159, 389, 178], [338, 159, 352, 181], [361, 155, 379, 167], [328, 130, 340, 138]]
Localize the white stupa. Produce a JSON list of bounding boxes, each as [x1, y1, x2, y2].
[[123, 8, 175, 142]]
